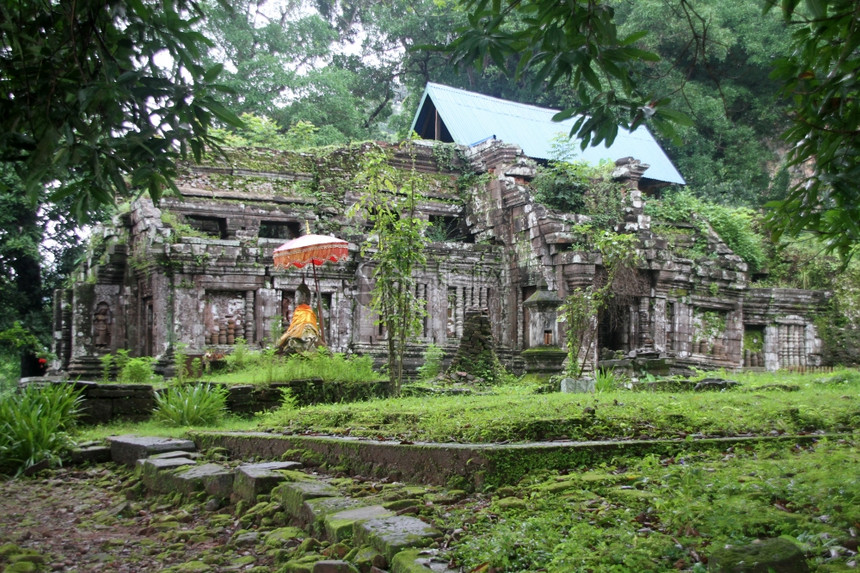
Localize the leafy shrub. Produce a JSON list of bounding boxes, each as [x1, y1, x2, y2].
[[100, 353, 114, 382], [0, 383, 82, 476], [153, 383, 228, 426], [417, 343, 445, 380], [172, 343, 189, 384], [119, 357, 157, 384]]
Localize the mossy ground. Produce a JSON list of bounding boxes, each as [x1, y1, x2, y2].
[[4, 369, 858, 572]]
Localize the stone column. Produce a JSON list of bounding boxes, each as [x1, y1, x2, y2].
[[652, 297, 667, 353], [456, 286, 465, 338], [244, 290, 255, 343]]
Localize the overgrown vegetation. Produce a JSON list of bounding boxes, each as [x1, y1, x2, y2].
[[100, 349, 159, 384], [645, 189, 766, 272], [0, 383, 82, 476], [560, 229, 640, 378], [531, 137, 625, 228]]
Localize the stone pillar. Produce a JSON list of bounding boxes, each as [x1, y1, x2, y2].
[[244, 290, 255, 343], [651, 297, 667, 353], [638, 297, 652, 349], [764, 323, 780, 371], [456, 286, 465, 338]]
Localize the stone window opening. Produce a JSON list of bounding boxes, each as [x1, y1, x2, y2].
[[260, 220, 301, 240], [185, 215, 227, 239], [427, 215, 471, 243]]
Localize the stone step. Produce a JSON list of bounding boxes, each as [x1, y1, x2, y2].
[[233, 461, 304, 502], [109, 434, 196, 466], [323, 505, 394, 542], [174, 463, 235, 498], [105, 436, 454, 572], [276, 480, 340, 519], [353, 515, 441, 562], [137, 456, 198, 493]]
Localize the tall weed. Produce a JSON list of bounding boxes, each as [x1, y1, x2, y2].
[[0, 383, 83, 476]]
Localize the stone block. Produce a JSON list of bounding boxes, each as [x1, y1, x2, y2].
[[391, 548, 458, 573], [174, 463, 235, 498], [278, 481, 340, 519], [353, 516, 440, 562], [560, 378, 595, 393], [109, 435, 196, 466], [137, 457, 198, 493], [708, 538, 809, 572], [67, 444, 112, 465], [324, 505, 394, 542], [302, 496, 367, 530], [233, 461, 304, 502], [312, 560, 359, 573]]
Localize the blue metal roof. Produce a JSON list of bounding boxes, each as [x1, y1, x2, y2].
[[411, 82, 685, 185]]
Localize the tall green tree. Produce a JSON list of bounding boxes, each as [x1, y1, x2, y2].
[[350, 142, 428, 393], [764, 0, 860, 261], [200, 0, 337, 119], [611, 0, 793, 206], [0, 0, 240, 216], [1, 0, 240, 376], [449, 0, 859, 261]]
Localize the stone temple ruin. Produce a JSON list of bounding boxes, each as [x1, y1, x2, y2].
[[53, 139, 828, 379]]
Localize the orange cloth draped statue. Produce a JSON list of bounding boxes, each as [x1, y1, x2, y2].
[[283, 304, 320, 339], [277, 282, 323, 352]]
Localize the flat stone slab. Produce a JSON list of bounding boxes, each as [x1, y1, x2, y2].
[[302, 496, 367, 530], [67, 444, 112, 465], [391, 548, 461, 573], [137, 457, 198, 493], [233, 461, 304, 502], [174, 463, 235, 498], [149, 450, 203, 461], [109, 435, 196, 466], [278, 481, 340, 519], [324, 505, 394, 542], [354, 515, 440, 561], [312, 560, 359, 573]]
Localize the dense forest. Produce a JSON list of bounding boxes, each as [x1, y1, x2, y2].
[[1, 0, 858, 381]]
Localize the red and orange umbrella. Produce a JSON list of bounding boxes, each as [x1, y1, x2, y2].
[[273, 234, 349, 344]]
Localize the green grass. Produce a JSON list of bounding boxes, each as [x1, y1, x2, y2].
[[76, 416, 261, 443], [443, 439, 859, 572], [202, 351, 384, 385], [258, 369, 860, 443]]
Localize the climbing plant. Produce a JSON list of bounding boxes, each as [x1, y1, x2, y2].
[[349, 141, 429, 394], [559, 229, 639, 378]]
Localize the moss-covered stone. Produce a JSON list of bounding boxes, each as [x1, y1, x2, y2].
[[708, 538, 809, 572], [264, 527, 307, 549]]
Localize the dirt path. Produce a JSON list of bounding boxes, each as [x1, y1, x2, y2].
[[0, 466, 271, 572]]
